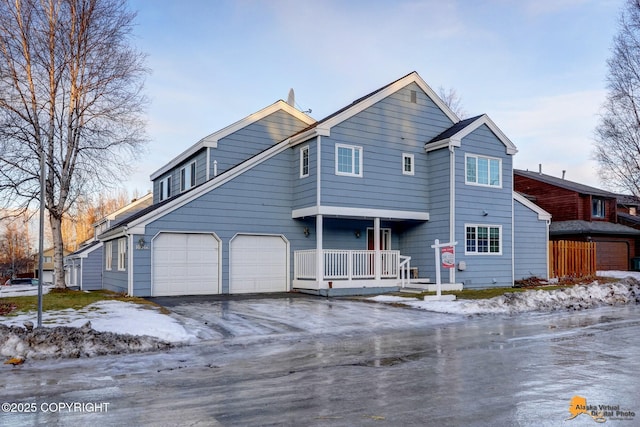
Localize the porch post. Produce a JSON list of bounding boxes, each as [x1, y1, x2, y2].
[[374, 217, 381, 280], [316, 214, 324, 287]]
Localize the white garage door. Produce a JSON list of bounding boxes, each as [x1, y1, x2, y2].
[[230, 234, 288, 294], [153, 233, 220, 296]]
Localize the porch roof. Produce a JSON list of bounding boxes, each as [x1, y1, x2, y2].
[[292, 206, 429, 221]]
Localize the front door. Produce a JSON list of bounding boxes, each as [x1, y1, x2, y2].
[[367, 228, 391, 250]]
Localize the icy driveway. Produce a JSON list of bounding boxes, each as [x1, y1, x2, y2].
[[152, 293, 464, 341], [2, 295, 640, 426]]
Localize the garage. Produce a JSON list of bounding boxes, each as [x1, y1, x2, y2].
[[152, 232, 221, 296], [230, 234, 288, 293], [595, 241, 629, 271]]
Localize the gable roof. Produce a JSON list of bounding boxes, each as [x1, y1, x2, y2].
[[150, 100, 315, 180], [425, 114, 518, 155], [514, 169, 617, 198], [288, 71, 460, 146], [98, 72, 482, 239]]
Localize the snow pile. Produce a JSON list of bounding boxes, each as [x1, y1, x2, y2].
[[379, 278, 640, 315], [0, 300, 199, 360], [0, 322, 171, 359], [0, 321, 172, 360]]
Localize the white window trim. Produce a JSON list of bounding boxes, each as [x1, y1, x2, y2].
[[105, 241, 113, 271], [464, 224, 502, 255], [335, 143, 363, 177], [465, 153, 502, 188], [159, 175, 171, 201], [117, 238, 126, 271], [180, 160, 197, 192], [300, 145, 309, 178], [402, 153, 414, 176]]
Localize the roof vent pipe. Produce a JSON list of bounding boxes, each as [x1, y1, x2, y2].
[[562, 170, 566, 179], [538, 164, 542, 174]]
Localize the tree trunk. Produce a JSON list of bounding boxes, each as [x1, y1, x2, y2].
[[49, 213, 66, 289]]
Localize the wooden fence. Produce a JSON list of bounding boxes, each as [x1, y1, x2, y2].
[[549, 240, 597, 278]]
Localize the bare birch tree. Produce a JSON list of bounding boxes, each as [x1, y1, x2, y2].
[[595, 0, 640, 195], [0, 0, 148, 288]]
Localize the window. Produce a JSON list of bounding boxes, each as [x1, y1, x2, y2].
[[180, 161, 196, 192], [592, 198, 605, 218], [105, 241, 113, 270], [465, 225, 502, 255], [44, 256, 52, 263], [117, 238, 126, 271], [466, 154, 501, 187], [335, 144, 363, 177], [300, 146, 309, 178], [402, 153, 414, 175], [159, 175, 172, 201]]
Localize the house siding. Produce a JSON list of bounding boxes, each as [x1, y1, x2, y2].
[[514, 200, 548, 280], [453, 125, 514, 289], [292, 141, 317, 210], [152, 109, 310, 204], [320, 83, 452, 211], [80, 247, 103, 290], [102, 239, 128, 294], [210, 109, 311, 179], [133, 148, 313, 296]]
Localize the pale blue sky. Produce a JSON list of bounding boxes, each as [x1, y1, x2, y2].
[[124, 0, 622, 195]]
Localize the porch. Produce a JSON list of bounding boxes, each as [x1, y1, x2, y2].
[[293, 249, 412, 291]]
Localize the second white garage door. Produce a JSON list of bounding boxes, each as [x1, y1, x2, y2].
[[230, 234, 288, 294], [153, 232, 221, 296]]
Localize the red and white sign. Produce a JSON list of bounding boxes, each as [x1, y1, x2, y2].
[[441, 246, 455, 269]]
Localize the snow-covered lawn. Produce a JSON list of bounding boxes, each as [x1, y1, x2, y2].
[[371, 273, 640, 315]]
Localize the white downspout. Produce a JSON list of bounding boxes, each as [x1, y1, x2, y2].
[[316, 136, 324, 289], [128, 234, 134, 296], [449, 143, 456, 284]]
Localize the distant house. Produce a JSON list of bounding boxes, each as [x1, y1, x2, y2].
[[64, 193, 153, 290], [98, 72, 550, 296], [34, 247, 71, 284], [514, 169, 640, 270]]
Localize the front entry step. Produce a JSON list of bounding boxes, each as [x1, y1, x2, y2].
[[401, 282, 463, 292]]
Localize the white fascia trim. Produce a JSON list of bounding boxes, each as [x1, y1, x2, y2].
[[319, 72, 458, 134], [424, 137, 461, 153], [456, 115, 518, 155], [513, 192, 552, 221], [288, 125, 330, 147], [130, 137, 296, 232], [292, 206, 429, 221], [150, 101, 316, 180]]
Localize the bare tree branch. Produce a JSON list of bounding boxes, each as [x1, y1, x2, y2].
[[0, 0, 148, 288], [595, 0, 640, 196]]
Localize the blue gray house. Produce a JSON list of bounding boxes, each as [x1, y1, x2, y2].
[[64, 193, 153, 290], [98, 72, 550, 296]]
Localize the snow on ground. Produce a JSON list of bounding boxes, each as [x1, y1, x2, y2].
[[374, 276, 640, 315], [0, 300, 199, 361], [2, 271, 640, 361]]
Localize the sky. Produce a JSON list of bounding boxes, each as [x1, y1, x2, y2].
[[121, 0, 623, 195]]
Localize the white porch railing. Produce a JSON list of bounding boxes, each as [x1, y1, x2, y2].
[[294, 249, 402, 281]]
